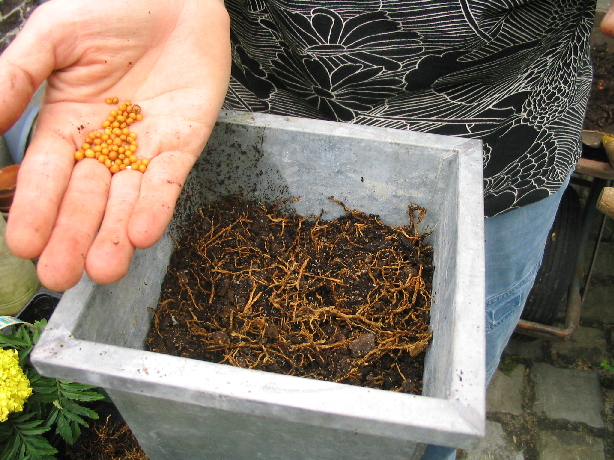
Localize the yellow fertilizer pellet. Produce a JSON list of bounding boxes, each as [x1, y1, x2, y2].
[[74, 98, 148, 175]]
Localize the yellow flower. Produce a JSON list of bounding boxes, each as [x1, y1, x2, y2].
[[0, 348, 33, 422]]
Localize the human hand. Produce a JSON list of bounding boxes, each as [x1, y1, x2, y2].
[[601, 3, 614, 37], [0, 0, 230, 291]]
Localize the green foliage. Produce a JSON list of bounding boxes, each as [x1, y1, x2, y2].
[[0, 412, 56, 460], [600, 359, 614, 373], [0, 320, 105, 460]]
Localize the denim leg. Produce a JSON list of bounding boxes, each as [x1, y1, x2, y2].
[[421, 177, 571, 460], [484, 176, 569, 383]]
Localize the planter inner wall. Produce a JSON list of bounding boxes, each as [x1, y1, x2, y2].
[[31, 111, 485, 460]]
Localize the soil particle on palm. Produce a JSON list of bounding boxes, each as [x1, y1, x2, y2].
[[146, 196, 433, 394]]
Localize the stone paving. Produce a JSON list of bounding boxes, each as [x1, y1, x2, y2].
[[458, 216, 614, 460], [0, 0, 37, 54]]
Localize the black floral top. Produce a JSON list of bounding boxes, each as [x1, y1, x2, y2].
[[223, 0, 596, 217]]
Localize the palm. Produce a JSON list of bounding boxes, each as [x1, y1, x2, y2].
[[0, 0, 230, 291]]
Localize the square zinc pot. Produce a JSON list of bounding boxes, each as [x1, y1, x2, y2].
[[31, 111, 485, 460]]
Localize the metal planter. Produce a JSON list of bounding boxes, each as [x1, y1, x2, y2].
[[31, 111, 485, 460]]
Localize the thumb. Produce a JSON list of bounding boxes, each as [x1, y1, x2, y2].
[[600, 4, 614, 38], [0, 4, 55, 134]]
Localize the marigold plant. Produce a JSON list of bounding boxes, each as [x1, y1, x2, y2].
[[0, 348, 33, 422], [0, 319, 105, 459]]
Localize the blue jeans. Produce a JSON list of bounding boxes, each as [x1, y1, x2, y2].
[[421, 177, 570, 460]]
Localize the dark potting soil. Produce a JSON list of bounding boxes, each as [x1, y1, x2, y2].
[[585, 43, 614, 134], [583, 43, 614, 163], [59, 402, 148, 460], [146, 196, 433, 394]]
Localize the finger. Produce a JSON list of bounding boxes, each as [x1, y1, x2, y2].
[[128, 150, 197, 249], [5, 128, 74, 260], [36, 159, 110, 291], [85, 170, 141, 285]]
